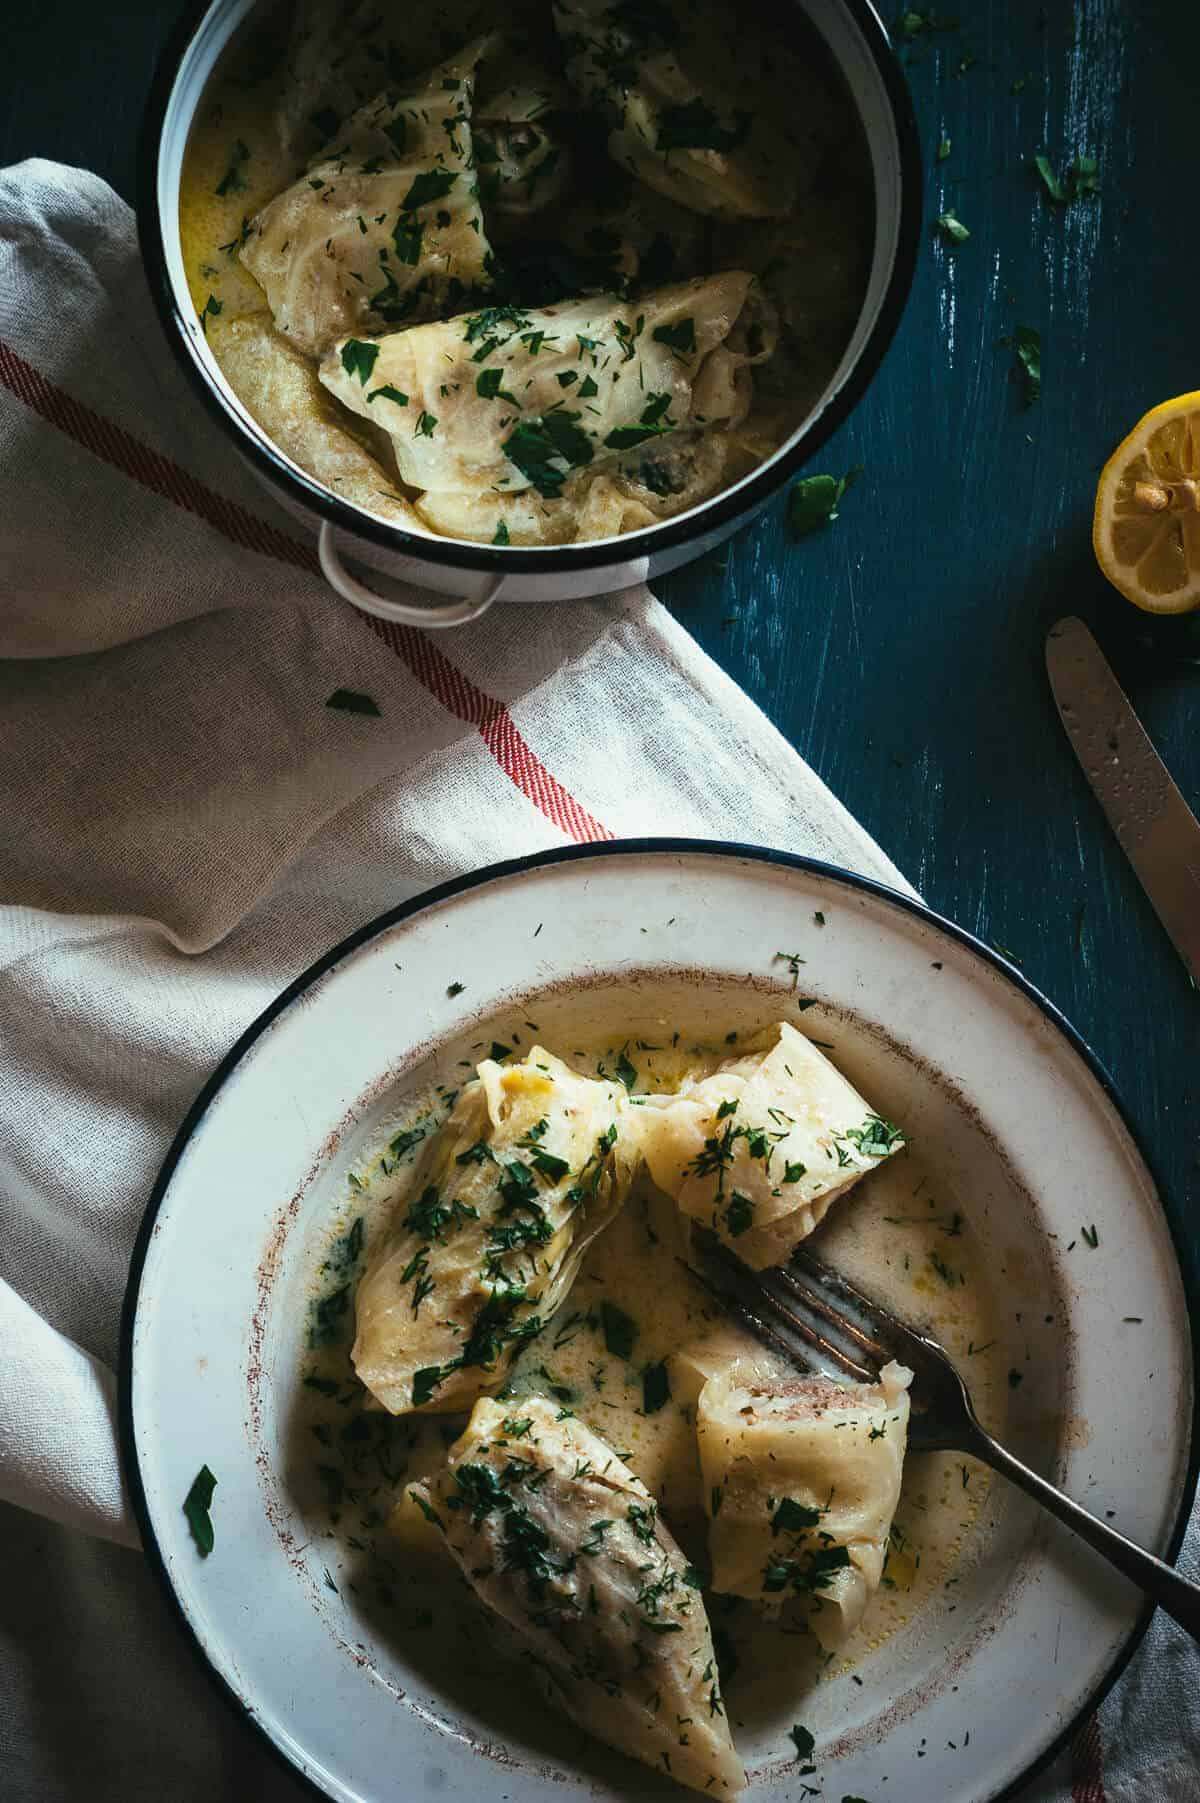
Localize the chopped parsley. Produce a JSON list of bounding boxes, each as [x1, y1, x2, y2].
[[771, 1497, 823, 1534], [652, 317, 696, 354], [183, 1464, 217, 1556], [492, 520, 511, 545], [400, 169, 458, 212], [614, 1049, 638, 1093], [214, 139, 249, 197], [414, 410, 438, 437], [936, 135, 952, 161], [340, 339, 379, 385], [763, 1542, 851, 1594], [1081, 1223, 1099, 1249], [655, 99, 750, 155], [842, 1114, 904, 1158], [367, 384, 408, 406], [476, 367, 520, 405], [199, 293, 222, 336], [502, 412, 594, 497], [722, 1192, 754, 1237], [642, 1360, 671, 1415], [790, 1725, 816, 1759], [391, 216, 424, 265], [489, 1041, 512, 1062], [600, 1300, 637, 1359], [325, 688, 380, 716], [605, 392, 674, 452]]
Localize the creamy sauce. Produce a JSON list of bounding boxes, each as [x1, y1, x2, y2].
[[179, 1, 872, 545], [292, 1036, 1008, 1732]]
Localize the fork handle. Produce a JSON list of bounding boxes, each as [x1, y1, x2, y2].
[[970, 1427, 1200, 1642]]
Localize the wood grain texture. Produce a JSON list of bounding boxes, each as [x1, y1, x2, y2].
[[1, 1, 1197, 1304]]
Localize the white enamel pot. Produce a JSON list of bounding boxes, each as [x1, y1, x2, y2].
[[140, 1, 922, 627]]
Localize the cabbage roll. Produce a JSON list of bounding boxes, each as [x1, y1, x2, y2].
[[635, 1022, 906, 1269], [696, 1360, 912, 1650], [554, 0, 824, 219], [415, 1395, 746, 1796], [320, 273, 771, 533], [242, 41, 496, 355], [212, 313, 421, 528], [352, 1049, 631, 1415]]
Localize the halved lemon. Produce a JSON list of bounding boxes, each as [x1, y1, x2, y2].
[[1094, 393, 1200, 613]]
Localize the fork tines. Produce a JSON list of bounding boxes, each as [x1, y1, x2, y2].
[[689, 1230, 882, 1383]]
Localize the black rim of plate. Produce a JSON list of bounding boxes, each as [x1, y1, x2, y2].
[[119, 837, 1199, 1803], [137, 0, 923, 578]]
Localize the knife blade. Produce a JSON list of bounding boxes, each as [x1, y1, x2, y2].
[[1046, 616, 1200, 985]]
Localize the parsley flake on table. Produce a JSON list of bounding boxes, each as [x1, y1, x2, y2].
[[936, 208, 970, 244], [788, 467, 862, 540], [1013, 325, 1041, 405], [1033, 153, 1100, 205], [790, 1724, 816, 1759], [183, 1463, 217, 1556], [325, 688, 381, 716]]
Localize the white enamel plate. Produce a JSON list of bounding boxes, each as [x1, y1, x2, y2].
[[121, 843, 1196, 1803]]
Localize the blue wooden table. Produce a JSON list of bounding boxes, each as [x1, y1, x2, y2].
[[3, 0, 1196, 1283]]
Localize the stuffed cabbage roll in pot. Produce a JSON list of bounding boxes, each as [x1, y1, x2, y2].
[[352, 1049, 633, 1414], [696, 1360, 912, 1649], [241, 40, 497, 354], [554, 0, 835, 220], [635, 1021, 906, 1268], [320, 272, 775, 543], [414, 1394, 746, 1796]]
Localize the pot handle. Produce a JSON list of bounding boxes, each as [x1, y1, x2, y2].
[[318, 522, 504, 628]]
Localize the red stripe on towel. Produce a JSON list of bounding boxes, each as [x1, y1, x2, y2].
[[1071, 1713, 1107, 1803], [0, 338, 320, 575], [363, 615, 614, 842], [0, 337, 613, 844]]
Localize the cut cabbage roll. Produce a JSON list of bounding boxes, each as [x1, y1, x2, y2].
[[635, 1022, 906, 1268], [352, 1049, 631, 1415], [320, 273, 771, 529], [242, 41, 496, 355], [696, 1360, 912, 1650], [554, 0, 826, 220], [415, 1395, 746, 1796], [212, 313, 422, 528]]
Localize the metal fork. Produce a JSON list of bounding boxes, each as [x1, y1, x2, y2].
[[690, 1234, 1200, 1642]]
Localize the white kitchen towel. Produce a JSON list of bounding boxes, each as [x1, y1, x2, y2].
[[0, 160, 1193, 1802]]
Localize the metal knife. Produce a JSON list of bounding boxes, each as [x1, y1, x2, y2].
[[1046, 616, 1200, 985]]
